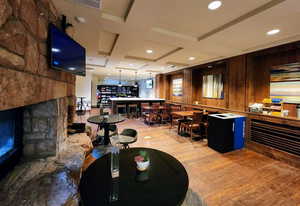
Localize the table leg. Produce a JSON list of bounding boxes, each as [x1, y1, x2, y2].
[[103, 124, 110, 145]]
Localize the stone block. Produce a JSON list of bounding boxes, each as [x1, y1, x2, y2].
[[24, 34, 39, 74], [0, 47, 25, 70], [36, 0, 49, 20], [37, 16, 48, 40], [38, 42, 47, 56], [38, 54, 49, 77], [23, 143, 36, 157], [23, 118, 32, 133], [36, 140, 56, 156], [8, 0, 21, 18], [20, 0, 38, 35], [32, 118, 48, 133], [31, 99, 58, 118], [24, 132, 46, 140], [0, 0, 12, 28], [0, 19, 27, 56]]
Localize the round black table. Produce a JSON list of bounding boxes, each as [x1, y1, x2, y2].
[[80, 148, 189, 206], [87, 114, 125, 145]]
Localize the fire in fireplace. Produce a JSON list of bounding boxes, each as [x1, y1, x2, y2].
[[0, 108, 23, 179]]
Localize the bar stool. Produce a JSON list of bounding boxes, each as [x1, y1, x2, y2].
[[128, 104, 138, 118], [116, 104, 127, 115]]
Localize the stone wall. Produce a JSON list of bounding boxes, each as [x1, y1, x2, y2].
[[0, 0, 76, 111], [23, 97, 68, 159]]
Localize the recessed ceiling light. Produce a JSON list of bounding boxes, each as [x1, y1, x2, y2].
[[75, 16, 86, 23], [146, 49, 153, 54], [52, 48, 60, 53], [267, 29, 280, 36], [208, 1, 222, 10], [189, 57, 196, 61], [68, 67, 76, 71]]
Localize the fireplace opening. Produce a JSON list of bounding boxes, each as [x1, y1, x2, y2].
[[0, 108, 23, 180]]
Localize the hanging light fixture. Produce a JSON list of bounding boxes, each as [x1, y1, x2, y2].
[[118, 70, 122, 87], [134, 71, 138, 87]]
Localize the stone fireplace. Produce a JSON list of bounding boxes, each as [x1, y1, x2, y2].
[[0, 0, 92, 205], [23, 97, 68, 159]]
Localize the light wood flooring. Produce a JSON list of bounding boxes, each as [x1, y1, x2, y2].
[[79, 110, 300, 206]]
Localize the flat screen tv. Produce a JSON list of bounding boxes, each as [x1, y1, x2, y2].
[[48, 24, 86, 76], [146, 79, 153, 89]]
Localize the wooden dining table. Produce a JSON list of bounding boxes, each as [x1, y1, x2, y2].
[[171, 110, 208, 134]]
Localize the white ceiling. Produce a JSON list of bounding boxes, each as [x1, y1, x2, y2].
[[52, 0, 300, 79]]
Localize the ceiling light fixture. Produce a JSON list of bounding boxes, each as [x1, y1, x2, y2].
[[146, 49, 153, 54], [189, 57, 196, 61], [267, 29, 280, 36], [75, 16, 86, 23], [208, 1, 222, 10], [118, 70, 122, 87]]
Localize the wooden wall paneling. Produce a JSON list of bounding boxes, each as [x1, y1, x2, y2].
[[155, 74, 165, 98], [164, 75, 171, 100], [183, 69, 193, 104], [245, 55, 256, 108], [228, 55, 247, 112], [192, 69, 202, 104], [253, 56, 270, 103], [283, 103, 298, 118]]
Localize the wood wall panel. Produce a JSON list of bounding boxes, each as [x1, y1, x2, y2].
[[228, 55, 247, 111], [183, 69, 193, 104]]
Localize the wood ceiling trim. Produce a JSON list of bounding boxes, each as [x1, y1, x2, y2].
[[125, 47, 183, 63], [155, 47, 183, 61], [124, 0, 135, 21], [166, 61, 189, 67], [243, 34, 300, 53], [152, 27, 197, 41], [86, 59, 109, 67], [124, 56, 156, 62], [101, 13, 125, 23], [98, 33, 120, 56], [197, 0, 287, 41], [116, 67, 138, 71]]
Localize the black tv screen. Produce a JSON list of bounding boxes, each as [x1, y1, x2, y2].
[[48, 24, 86, 76]]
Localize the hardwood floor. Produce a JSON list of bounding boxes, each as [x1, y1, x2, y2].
[[79, 110, 300, 206]]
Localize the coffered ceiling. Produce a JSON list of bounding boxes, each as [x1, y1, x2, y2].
[[52, 0, 300, 79]]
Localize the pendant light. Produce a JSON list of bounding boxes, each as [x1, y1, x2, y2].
[[134, 71, 138, 87], [118, 70, 122, 87]]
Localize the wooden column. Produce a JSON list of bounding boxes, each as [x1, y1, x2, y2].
[[183, 69, 193, 104], [228, 55, 247, 112]]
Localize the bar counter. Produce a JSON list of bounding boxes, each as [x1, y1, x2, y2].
[[110, 98, 165, 114]]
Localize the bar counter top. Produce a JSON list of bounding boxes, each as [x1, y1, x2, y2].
[[110, 97, 165, 101]]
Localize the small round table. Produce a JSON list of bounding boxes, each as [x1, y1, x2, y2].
[[80, 147, 189, 206], [87, 114, 125, 145]]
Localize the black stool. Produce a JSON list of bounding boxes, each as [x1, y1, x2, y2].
[[116, 104, 127, 115], [119, 128, 138, 149]]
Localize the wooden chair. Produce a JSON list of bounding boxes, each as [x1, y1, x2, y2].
[[170, 105, 182, 128], [143, 104, 160, 125], [180, 112, 203, 139], [159, 104, 171, 124], [128, 104, 138, 118]]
